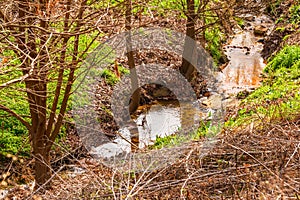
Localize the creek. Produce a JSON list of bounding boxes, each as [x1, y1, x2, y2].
[[91, 14, 274, 160], [217, 14, 274, 93]]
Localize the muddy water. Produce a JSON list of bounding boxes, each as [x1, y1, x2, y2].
[[217, 15, 273, 93], [135, 102, 181, 146], [91, 100, 212, 159], [91, 101, 182, 158], [219, 33, 264, 93]]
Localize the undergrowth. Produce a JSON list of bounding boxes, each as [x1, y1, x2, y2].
[[101, 64, 130, 86]]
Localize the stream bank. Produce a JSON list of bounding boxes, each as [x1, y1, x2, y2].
[[89, 13, 276, 161], [2, 2, 300, 199]]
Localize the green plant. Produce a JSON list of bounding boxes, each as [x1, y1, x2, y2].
[[0, 58, 30, 136], [227, 45, 300, 128], [205, 27, 224, 64], [264, 45, 300, 73], [275, 16, 284, 24], [0, 131, 30, 155], [266, 0, 283, 17], [146, 0, 184, 17], [101, 69, 118, 85], [289, 4, 300, 25], [234, 17, 244, 28], [119, 65, 130, 75], [150, 121, 213, 149], [275, 26, 286, 32], [282, 34, 291, 41], [100, 64, 129, 86]]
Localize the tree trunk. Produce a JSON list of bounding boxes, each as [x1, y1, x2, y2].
[[126, 0, 140, 114], [0, 0, 94, 191], [180, 0, 197, 82], [125, 0, 140, 151], [28, 80, 50, 190], [180, 0, 198, 132], [33, 147, 51, 190]]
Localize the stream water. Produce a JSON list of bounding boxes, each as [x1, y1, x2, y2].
[[91, 14, 274, 160], [91, 102, 182, 158], [217, 14, 274, 93]]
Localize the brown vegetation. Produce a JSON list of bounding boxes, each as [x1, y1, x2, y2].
[[3, 113, 299, 199]]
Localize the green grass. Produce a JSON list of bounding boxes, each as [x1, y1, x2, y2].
[[226, 45, 300, 128], [150, 121, 220, 149]]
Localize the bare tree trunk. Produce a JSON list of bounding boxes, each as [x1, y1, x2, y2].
[[33, 136, 51, 190], [180, 0, 197, 82], [125, 0, 140, 151], [180, 0, 198, 132], [126, 0, 140, 114], [30, 83, 51, 189]]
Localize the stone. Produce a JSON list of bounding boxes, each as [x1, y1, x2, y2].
[[254, 25, 268, 36], [219, 54, 229, 64], [244, 15, 255, 21], [0, 190, 9, 199], [257, 38, 265, 43], [153, 87, 171, 97]]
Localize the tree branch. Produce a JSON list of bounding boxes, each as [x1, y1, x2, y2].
[[0, 104, 31, 131]]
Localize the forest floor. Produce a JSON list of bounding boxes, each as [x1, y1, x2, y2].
[[4, 107, 299, 199], [1, 1, 300, 199]]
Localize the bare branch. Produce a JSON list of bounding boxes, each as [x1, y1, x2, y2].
[[0, 104, 31, 130]]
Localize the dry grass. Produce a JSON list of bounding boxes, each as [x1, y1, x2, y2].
[[2, 113, 299, 199]]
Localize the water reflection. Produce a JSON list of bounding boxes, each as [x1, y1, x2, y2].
[[135, 102, 181, 148], [90, 101, 182, 159]]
